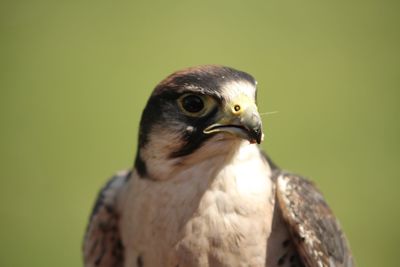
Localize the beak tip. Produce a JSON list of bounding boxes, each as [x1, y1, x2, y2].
[[250, 129, 263, 144]]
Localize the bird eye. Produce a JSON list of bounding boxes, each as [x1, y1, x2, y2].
[[181, 94, 205, 114]]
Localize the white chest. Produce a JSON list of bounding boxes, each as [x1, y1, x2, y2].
[[120, 144, 275, 267]]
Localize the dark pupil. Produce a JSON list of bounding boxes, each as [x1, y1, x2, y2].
[[182, 95, 204, 113]]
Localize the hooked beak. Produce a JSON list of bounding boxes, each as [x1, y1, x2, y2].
[[203, 95, 264, 144]]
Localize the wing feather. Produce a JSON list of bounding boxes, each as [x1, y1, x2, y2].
[[83, 170, 130, 267], [276, 173, 354, 267]]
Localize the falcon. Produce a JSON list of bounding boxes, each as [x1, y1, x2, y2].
[[83, 65, 354, 267]]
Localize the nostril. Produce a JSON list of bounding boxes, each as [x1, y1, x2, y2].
[[234, 104, 241, 112]]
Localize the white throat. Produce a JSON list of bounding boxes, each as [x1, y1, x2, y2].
[[141, 132, 272, 184], [157, 135, 274, 200]]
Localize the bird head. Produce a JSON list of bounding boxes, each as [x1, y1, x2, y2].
[[135, 65, 264, 179]]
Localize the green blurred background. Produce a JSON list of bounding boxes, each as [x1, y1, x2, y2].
[[1, 0, 399, 266]]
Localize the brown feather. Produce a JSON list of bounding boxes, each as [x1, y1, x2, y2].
[[276, 173, 354, 267], [83, 171, 129, 267]]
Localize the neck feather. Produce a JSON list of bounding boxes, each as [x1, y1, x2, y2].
[[138, 134, 272, 183]]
